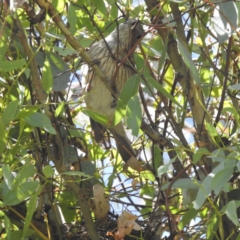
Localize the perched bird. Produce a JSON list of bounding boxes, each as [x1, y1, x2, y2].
[[82, 18, 144, 169]]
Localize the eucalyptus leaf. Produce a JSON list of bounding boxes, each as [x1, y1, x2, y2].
[[212, 1, 239, 43], [0, 59, 26, 72]]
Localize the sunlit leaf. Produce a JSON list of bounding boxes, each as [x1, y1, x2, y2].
[[140, 170, 155, 181], [207, 213, 218, 239], [113, 74, 140, 126], [61, 171, 91, 179], [3, 181, 39, 206], [126, 96, 142, 136], [223, 200, 240, 226], [23, 186, 42, 239], [83, 109, 109, 125], [2, 165, 13, 190], [42, 58, 53, 94]]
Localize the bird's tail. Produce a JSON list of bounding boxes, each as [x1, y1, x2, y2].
[[109, 122, 136, 162]]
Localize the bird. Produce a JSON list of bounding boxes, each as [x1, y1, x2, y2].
[[82, 18, 144, 170]]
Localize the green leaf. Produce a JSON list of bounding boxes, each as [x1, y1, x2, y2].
[[140, 170, 155, 181], [3, 181, 39, 206], [177, 39, 201, 84], [110, 4, 118, 20], [153, 145, 162, 170], [46, 52, 70, 91], [16, 106, 40, 119], [126, 96, 142, 136], [68, 5, 77, 34], [83, 109, 109, 126], [52, 0, 66, 12], [139, 185, 154, 198], [161, 178, 201, 190], [2, 100, 19, 125], [193, 148, 210, 164], [178, 208, 198, 231], [113, 74, 140, 126], [24, 112, 56, 134], [4, 215, 11, 239], [55, 102, 65, 117], [236, 233, 240, 240], [0, 119, 6, 155], [193, 174, 213, 210], [23, 186, 42, 239], [14, 164, 36, 186], [157, 158, 175, 176], [208, 149, 226, 163], [207, 213, 218, 239], [42, 58, 53, 94], [41, 114, 56, 134], [0, 59, 26, 72], [61, 171, 92, 179], [205, 122, 219, 137], [43, 165, 54, 178], [212, 1, 239, 43], [211, 166, 234, 195], [91, 0, 107, 16], [147, 76, 182, 108], [223, 106, 239, 121], [2, 165, 13, 190], [229, 83, 240, 91], [118, 74, 140, 107], [224, 200, 240, 226]]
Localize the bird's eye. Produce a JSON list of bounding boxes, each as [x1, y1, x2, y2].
[[131, 21, 136, 26]]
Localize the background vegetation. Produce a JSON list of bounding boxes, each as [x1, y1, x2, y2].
[[0, 0, 240, 239]]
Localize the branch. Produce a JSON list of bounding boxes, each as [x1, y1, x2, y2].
[[141, 120, 188, 178], [35, 0, 117, 99], [144, 0, 215, 166], [13, 15, 99, 240]]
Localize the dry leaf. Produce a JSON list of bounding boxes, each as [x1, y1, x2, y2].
[[132, 179, 139, 190], [123, 157, 143, 171], [116, 210, 141, 240], [92, 183, 110, 221]]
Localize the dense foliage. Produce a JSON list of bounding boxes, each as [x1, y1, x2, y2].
[[0, 0, 240, 239]]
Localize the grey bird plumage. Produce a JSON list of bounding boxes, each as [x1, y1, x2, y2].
[[82, 18, 144, 166]]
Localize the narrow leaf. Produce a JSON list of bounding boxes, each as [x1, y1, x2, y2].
[[0, 59, 26, 72], [113, 74, 140, 126], [83, 109, 109, 126], [2, 165, 13, 190], [126, 96, 142, 136], [147, 76, 182, 108], [224, 200, 239, 226], [178, 208, 198, 231], [0, 119, 6, 155], [23, 186, 42, 238], [177, 39, 201, 84], [42, 58, 53, 94], [193, 174, 214, 209], [2, 100, 19, 125]]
